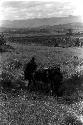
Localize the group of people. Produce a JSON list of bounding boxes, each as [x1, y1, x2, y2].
[[24, 56, 63, 96], [0, 56, 63, 97]]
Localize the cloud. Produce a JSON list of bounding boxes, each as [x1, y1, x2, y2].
[[0, 1, 75, 20]]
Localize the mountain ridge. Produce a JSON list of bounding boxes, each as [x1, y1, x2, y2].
[[1, 16, 81, 29]]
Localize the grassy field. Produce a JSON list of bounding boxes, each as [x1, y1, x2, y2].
[[2, 42, 83, 79], [1, 42, 83, 124], [0, 89, 83, 125]]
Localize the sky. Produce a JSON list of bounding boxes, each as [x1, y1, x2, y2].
[[0, 0, 83, 26]]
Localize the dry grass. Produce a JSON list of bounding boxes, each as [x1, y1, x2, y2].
[[0, 91, 83, 125], [1, 42, 83, 124], [2, 42, 83, 80]]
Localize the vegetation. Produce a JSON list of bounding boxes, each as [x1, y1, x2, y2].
[[0, 29, 83, 124], [1, 42, 83, 99], [0, 33, 6, 45]]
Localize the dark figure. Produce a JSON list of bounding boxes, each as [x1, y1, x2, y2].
[[0, 33, 6, 45], [48, 66, 63, 96], [33, 68, 50, 94], [24, 57, 37, 89], [31, 66, 63, 96]]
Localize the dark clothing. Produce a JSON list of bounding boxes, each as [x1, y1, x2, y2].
[[24, 58, 37, 82], [48, 67, 63, 96]]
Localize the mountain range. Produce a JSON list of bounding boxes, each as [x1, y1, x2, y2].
[[2, 15, 82, 29]]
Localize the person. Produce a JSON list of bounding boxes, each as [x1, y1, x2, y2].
[[49, 66, 63, 96], [33, 67, 50, 93], [24, 57, 37, 89]]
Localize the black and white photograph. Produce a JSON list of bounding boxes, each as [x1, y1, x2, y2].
[[0, 0, 83, 124]]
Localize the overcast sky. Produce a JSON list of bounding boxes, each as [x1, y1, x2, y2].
[[0, 0, 83, 27], [0, 0, 78, 21]]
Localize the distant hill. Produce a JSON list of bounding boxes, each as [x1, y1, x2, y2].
[[1, 22, 83, 35], [1, 15, 81, 29]]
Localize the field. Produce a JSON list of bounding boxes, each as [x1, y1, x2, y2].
[[2, 41, 83, 79], [1, 41, 83, 124]]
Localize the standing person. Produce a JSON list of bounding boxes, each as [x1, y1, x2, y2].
[[24, 57, 37, 90], [49, 66, 63, 97]]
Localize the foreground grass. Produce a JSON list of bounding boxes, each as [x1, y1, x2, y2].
[[0, 90, 83, 125], [1, 42, 83, 124]]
